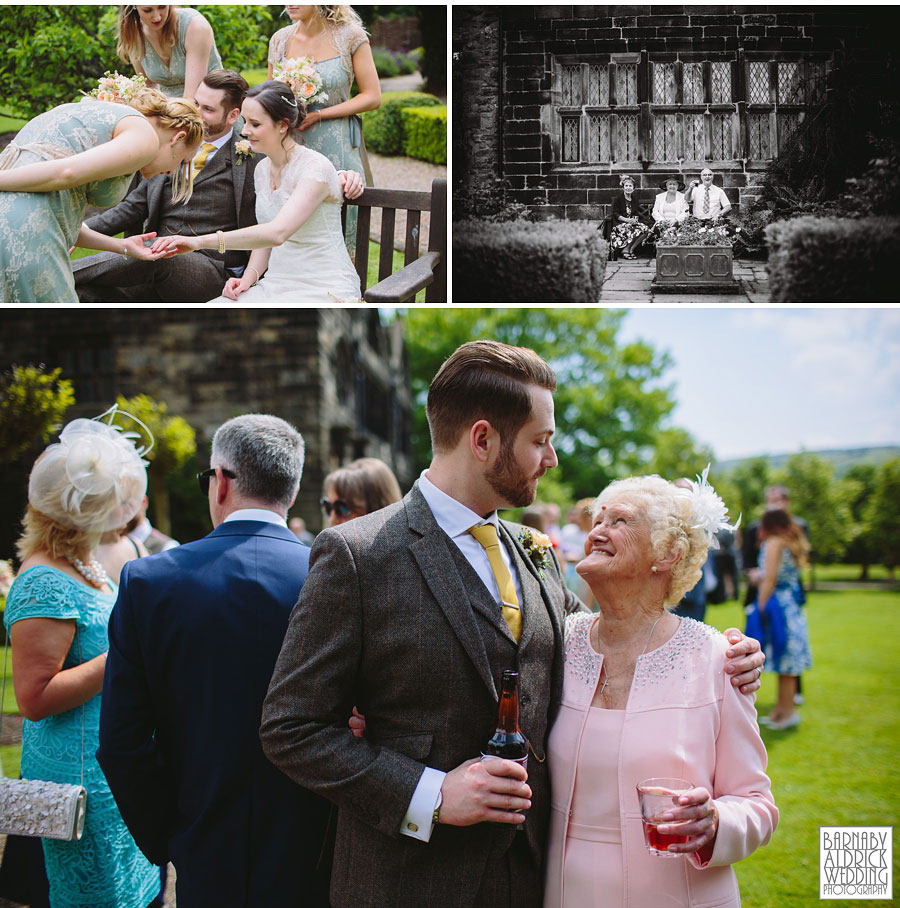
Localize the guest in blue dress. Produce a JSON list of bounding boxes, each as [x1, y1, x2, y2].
[[117, 5, 222, 100], [0, 89, 204, 302], [754, 508, 812, 730], [268, 4, 381, 246], [3, 410, 159, 908]]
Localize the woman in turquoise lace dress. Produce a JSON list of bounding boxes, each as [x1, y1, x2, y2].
[[0, 89, 204, 303], [268, 5, 381, 247], [4, 413, 159, 908], [117, 5, 222, 100], [755, 508, 812, 730]]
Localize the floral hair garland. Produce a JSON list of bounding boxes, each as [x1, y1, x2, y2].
[[680, 464, 740, 549]]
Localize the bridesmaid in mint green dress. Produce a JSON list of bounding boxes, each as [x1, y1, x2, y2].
[[268, 5, 381, 247], [0, 93, 204, 303], [117, 5, 222, 100]]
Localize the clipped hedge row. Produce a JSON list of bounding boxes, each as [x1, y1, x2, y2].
[[361, 91, 443, 156], [765, 215, 900, 302], [400, 106, 446, 164], [453, 219, 608, 303]]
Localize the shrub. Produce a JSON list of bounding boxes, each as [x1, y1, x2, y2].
[[361, 91, 443, 156], [400, 107, 446, 164], [371, 46, 400, 79], [765, 215, 900, 302], [453, 219, 608, 303]]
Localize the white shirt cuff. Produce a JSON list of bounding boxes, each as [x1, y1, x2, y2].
[[400, 767, 445, 842]]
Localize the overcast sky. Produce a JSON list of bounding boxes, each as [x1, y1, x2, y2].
[[617, 306, 900, 461]]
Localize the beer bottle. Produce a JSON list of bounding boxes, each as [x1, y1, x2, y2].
[[482, 670, 529, 765]]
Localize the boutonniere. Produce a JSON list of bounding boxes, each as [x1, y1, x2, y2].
[[518, 528, 552, 578], [234, 140, 254, 165]]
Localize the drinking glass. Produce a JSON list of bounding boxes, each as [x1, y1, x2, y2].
[[636, 777, 693, 857]]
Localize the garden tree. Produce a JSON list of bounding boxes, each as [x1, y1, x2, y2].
[[646, 427, 715, 484], [864, 459, 900, 579], [781, 452, 850, 589], [0, 365, 75, 465], [0, 6, 273, 118], [111, 395, 196, 538], [726, 457, 771, 525], [840, 463, 878, 580], [417, 5, 447, 95], [401, 308, 676, 498]]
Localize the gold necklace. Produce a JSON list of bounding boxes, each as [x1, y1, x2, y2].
[[596, 612, 664, 696]]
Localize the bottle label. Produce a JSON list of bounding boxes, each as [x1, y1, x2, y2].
[[480, 753, 528, 770]]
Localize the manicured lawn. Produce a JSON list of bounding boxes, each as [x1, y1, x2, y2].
[[804, 563, 896, 584], [704, 591, 900, 907], [0, 112, 27, 135], [1, 644, 21, 779]]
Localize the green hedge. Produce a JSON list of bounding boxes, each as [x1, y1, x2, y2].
[[453, 219, 608, 303], [400, 107, 446, 164], [765, 215, 900, 302], [362, 91, 443, 156]]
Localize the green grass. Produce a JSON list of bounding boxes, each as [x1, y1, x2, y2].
[[0, 112, 27, 135], [804, 563, 896, 584], [703, 591, 900, 907], [1, 644, 21, 779], [241, 67, 269, 89]]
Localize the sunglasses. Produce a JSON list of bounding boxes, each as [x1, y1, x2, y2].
[[197, 467, 236, 495], [320, 497, 352, 518]]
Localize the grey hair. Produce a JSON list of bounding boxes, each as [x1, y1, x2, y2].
[[594, 475, 710, 607], [211, 414, 304, 509]]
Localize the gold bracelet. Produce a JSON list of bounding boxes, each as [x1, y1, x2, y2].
[[217, 230, 225, 254], [245, 266, 260, 286]]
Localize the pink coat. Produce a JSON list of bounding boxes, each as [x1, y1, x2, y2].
[[544, 614, 778, 908]]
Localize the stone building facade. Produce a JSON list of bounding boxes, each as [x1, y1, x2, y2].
[[454, 5, 892, 219], [0, 310, 413, 547]]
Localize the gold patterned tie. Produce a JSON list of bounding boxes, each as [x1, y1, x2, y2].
[[703, 185, 710, 215], [193, 143, 217, 172], [469, 524, 522, 642]]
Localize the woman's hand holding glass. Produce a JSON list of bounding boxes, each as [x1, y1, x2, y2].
[[655, 786, 719, 855]]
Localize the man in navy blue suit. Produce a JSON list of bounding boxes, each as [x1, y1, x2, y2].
[[98, 414, 330, 908]]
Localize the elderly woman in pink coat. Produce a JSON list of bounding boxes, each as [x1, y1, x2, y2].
[[545, 471, 777, 908]]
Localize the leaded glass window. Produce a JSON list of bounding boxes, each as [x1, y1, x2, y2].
[[561, 65, 581, 106], [749, 62, 769, 104], [683, 63, 704, 105], [711, 114, 732, 160], [684, 113, 705, 160], [562, 117, 580, 162], [588, 65, 609, 106], [587, 114, 611, 163], [653, 63, 677, 104], [653, 114, 678, 161], [748, 113, 771, 158], [711, 63, 731, 103], [778, 62, 802, 104], [615, 114, 639, 161], [778, 112, 801, 152], [616, 63, 638, 105]]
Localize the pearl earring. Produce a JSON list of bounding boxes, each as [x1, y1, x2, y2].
[[651, 565, 658, 573]]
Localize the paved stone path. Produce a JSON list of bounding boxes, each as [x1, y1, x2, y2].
[[599, 254, 770, 304]]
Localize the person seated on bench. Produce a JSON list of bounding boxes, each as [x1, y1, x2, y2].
[[608, 175, 651, 260]]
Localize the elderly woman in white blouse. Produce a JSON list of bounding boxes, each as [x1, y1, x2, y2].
[[652, 176, 689, 225]]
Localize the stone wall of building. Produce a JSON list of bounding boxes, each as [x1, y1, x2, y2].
[[454, 5, 891, 219], [0, 311, 413, 549]]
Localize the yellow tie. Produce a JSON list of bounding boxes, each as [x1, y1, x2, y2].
[[193, 143, 217, 172], [469, 524, 522, 642]]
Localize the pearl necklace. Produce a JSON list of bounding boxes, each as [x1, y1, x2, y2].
[[596, 612, 664, 696], [69, 556, 111, 590]]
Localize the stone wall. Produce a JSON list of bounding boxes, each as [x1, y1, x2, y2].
[[371, 16, 422, 52], [453, 5, 892, 219], [0, 311, 413, 544]]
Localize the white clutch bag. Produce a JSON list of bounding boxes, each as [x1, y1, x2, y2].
[[0, 776, 87, 841]]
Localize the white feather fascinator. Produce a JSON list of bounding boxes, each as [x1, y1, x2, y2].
[[677, 464, 740, 549], [28, 405, 153, 534]]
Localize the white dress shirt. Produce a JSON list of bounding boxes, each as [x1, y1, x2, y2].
[[399, 470, 525, 842], [222, 508, 287, 527], [689, 183, 730, 219], [191, 130, 232, 171]]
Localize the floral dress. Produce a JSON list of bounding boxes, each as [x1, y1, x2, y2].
[[268, 21, 372, 246], [758, 542, 812, 676], [0, 100, 141, 303], [138, 7, 222, 98], [4, 568, 159, 908]]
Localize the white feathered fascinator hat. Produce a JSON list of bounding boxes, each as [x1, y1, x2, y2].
[[677, 464, 740, 549], [28, 405, 153, 534]]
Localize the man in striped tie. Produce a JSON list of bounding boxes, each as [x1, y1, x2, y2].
[[685, 167, 733, 221]]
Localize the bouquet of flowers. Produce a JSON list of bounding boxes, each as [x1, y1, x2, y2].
[[656, 216, 738, 247], [87, 71, 148, 104], [272, 56, 329, 107]]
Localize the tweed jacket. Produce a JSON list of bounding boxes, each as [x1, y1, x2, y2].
[[261, 483, 584, 908], [84, 126, 258, 271]]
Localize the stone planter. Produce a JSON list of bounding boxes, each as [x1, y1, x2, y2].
[[652, 245, 739, 294]]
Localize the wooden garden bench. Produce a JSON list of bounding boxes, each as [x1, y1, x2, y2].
[[343, 177, 447, 303]]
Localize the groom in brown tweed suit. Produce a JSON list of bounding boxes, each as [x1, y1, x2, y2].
[[261, 341, 763, 908]]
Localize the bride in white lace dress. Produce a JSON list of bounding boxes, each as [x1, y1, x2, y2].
[[157, 81, 362, 303]]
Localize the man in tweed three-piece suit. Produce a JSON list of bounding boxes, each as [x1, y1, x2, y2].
[[261, 341, 764, 908]]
